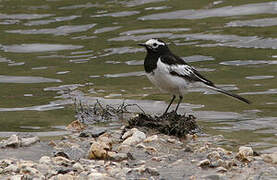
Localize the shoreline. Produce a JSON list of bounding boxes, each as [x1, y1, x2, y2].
[[1, 117, 277, 179]]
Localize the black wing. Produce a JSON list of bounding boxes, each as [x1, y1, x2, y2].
[[160, 55, 215, 87]]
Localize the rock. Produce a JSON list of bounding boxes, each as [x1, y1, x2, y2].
[[262, 152, 277, 164], [3, 134, 20, 148], [117, 144, 131, 153], [3, 164, 19, 173], [122, 128, 146, 146], [21, 136, 40, 147], [145, 167, 160, 176], [107, 152, 128, 161], [88, 141, 110, 159], [144, 146, 158, 155], [79, 127, 107, 138], [52, 156, 73, 166], [10, 175, 23, 180], [73, 162, 84, 172], [88, 172, 115, 180], [216, 167, 228, 173], [66, 120, 86, 131], [143, 135, 158, 143], [56, 174, 76, 180], [203, 174, 226, 180], [207, 151, 221, 160], [39, 156, 52, 165], [198, 159, 210, 167], [21, 166, 40, 176], [62, 146, 85, 161], [236, 146, 253, 161]]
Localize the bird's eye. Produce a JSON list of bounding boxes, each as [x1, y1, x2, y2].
[[153, 43, 158, 47]]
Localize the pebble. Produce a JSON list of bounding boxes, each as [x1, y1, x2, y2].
[[3, 164, 19, 173], [73, 162, 84, 172], [236, 146, 253, 161], [143, 135, 158, 143], [216, 166, 228, 173], [39, 156, 52, 165], [21, 136, 40, 147], [198, 159, 211, 167], [262, 152, 277, 164], [88, 172, 115, 180], [107, 152, 128, 161], [88, 141, 110, 159], [122, 128, 146, 146]]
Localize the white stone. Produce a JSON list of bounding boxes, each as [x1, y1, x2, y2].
[[10, 175, 23, 180], [73, 162, 84, 172], [39, 156, 51, 165], [88, 172, 115, 180], [122, 129, 146, 146], [21, 136, 40, 147], [3, 164, 19, 173]]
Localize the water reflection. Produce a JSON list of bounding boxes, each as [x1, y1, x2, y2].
[[139, 2, 277, 20], [1, 44, 83, 53]]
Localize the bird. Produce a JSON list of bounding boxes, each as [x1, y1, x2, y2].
[[138, 38, 250, 114]]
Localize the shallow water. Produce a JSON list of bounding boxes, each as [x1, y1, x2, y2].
[[0, 0, 276, 152]]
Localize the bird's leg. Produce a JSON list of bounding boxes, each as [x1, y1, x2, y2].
[[175, 96, 183, 113], [164, 95, 176, 115]]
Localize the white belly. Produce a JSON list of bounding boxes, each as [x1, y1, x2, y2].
[[146, 60, 191, 96]]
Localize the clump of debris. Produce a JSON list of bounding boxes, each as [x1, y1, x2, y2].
[[127, 111, 200, 137], [74, 99, 200, 137]]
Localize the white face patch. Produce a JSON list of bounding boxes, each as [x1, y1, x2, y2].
[[145, 39, 165, 49]]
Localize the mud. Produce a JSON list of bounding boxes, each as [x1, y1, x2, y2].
[[127, 111, 200, 137]]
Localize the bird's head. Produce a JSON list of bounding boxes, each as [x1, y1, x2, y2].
[[138, 38, 169, 53]]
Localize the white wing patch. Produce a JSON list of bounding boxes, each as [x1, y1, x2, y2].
[[169, 64, 211, 84], [169, 64, 195, 76]]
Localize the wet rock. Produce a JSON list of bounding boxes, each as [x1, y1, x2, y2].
[[122, 128, 146, 146], [198, 159, 211, 167], [88, 141, 110, 159], [1, 134, 20, 148], [236, 146, 253, 162], [128, 112, 199, 137], [21, 136, 40, 147], [79, 127, 107, 138], [0, 135, 40, 148], [262, 152, 277, 164]]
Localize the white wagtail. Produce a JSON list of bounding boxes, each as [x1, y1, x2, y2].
[[138, 38, 250, 114]]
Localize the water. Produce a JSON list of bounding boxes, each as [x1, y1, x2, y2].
[[0, 0, 276, 152]]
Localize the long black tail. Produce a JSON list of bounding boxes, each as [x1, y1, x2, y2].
[[208, 86, 251, 104]]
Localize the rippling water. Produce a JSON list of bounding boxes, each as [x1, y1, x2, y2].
[[0, 0, 276, 152]]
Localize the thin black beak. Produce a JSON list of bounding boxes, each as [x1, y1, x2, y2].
[[138, 43, 147, 47]]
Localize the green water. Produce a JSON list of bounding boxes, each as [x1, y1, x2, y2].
[[0, 0, 276, 152]]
